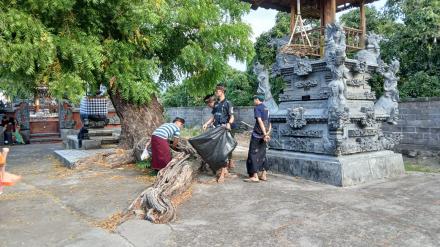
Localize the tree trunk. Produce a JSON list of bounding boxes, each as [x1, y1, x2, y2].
[[109, 90, 164, 150]]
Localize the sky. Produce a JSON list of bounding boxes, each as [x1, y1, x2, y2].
[[229, 0, 387, 71]]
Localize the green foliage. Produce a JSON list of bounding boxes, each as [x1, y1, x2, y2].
[[0, 0, 254, 104], [254, 33, 277, 68], [161, 82, 204, 107], [224, 68, 255, 106], [136, 159, 151, 169], [340, 6, 395, 34], [161, 67, 256, 107]]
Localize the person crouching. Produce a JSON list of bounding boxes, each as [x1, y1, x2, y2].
[[151, 117, 185, 171], [244, 94, 271, 183]]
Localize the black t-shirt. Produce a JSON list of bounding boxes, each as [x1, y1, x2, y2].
[[212, 99, 234, 127], [252, 103, 269, 138]]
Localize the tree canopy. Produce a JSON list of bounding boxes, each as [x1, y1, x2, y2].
[[0, 0, 254, 103]]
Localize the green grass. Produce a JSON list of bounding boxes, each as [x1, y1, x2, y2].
[[180, 127, 202, 139], [136, 159, 151, 169], [404, 162, 440, 173]]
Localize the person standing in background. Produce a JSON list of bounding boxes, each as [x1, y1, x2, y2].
[[244, 94, 271, 183]]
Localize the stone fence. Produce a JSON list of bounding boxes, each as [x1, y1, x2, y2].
[[167, 97, 440, 152], [165, 106, 255, 128], [382, 97, 440, 152]]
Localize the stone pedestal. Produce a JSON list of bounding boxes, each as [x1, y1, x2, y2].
[[267, 150, 404, 186], [65, 135, 101, 150]]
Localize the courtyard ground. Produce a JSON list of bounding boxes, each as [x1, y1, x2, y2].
[[0, 143, 439, 246]]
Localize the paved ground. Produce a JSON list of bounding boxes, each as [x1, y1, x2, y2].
[[1, 144, 439, 246]]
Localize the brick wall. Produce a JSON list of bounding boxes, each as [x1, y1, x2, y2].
[[165, 106, 255, 127], [382, 97, 440, 151]]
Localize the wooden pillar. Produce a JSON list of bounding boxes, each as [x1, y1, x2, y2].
[[359, 0, 366, 48], [290, 1, 297, 33], [323, 0, 336, 26], [320, 0, 336, 57]]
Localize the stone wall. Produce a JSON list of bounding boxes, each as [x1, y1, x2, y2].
[[168, 97, 440, 152], [165, 106, 255, 127], [382, 97, 440, 151]]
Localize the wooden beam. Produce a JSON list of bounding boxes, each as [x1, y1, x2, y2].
[[359, 0, 366, 48]]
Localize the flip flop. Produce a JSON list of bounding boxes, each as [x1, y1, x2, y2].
[[243, 177, 260, 183]]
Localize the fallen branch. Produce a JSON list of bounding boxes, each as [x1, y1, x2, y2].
[[125, 139, 202, 224]]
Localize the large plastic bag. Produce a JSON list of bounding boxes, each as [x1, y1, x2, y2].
[[189, 127, 237, 172]]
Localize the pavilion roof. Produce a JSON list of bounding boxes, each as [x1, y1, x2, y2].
[[242, 0, 379, 18]]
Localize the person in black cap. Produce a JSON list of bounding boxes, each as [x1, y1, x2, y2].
[[244, 94, 271, 182], [202, 84, 236, 183]]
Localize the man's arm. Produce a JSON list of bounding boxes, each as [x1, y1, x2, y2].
[[172, 137, 179, 149], [257, 117, 267, 136], [226, 101, 234, 130], [203, 116, 214, 130], [226, 115, 234, 130]]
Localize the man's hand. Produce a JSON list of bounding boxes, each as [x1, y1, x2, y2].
[[225, 123, 231, 130], [263, 135, 271, 143]]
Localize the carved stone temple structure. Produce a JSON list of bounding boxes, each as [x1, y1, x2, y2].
[[245, 0, 404, 186]]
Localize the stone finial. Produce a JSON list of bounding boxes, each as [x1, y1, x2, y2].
[[253, 62, 279, 114]]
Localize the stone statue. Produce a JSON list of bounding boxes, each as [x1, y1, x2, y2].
[[325, 23, 349, 110], [324, 23, 346, 60], [253, 62, 279, 114], [59, 100, 76, 129], [356, 32, 386, 66], [374, 59, 400, 124], [15, 102, 30, 130]]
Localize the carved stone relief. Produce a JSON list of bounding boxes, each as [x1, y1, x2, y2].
[[287, 107, 307, 129]]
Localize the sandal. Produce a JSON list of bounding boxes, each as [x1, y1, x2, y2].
[[243, 176, 259, 183]]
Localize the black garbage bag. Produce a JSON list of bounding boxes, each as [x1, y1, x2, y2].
[[189, 127, 237, 172]]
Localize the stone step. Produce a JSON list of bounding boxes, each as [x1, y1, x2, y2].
[[87, 129, 115, 137], [89, 135, 119, 144], [65, 135, 101, 150], [30, 137, 62, 143], [31, 132, 60, 138]]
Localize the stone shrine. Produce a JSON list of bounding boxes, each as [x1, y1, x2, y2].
[[263, 23, 404, 186], [245, 0, 405, 186]]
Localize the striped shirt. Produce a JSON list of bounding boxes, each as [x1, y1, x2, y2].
[[152, 123, 180, 140]]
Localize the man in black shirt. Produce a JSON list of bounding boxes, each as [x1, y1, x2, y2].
[[244, 94, 271, 182], [203, 84, 236, 182]]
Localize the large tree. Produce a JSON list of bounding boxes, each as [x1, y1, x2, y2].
[[0, 0, 254, 149]]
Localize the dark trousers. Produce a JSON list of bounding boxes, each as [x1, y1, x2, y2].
[[4, 131, 12, 144], [246, 136, 268, 176], [78, 114, 89, 141]]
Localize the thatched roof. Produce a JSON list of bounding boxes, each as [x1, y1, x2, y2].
[[242, 0, 379, 18]]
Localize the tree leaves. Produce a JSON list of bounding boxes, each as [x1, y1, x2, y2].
[[0, 0, 253, 104]]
